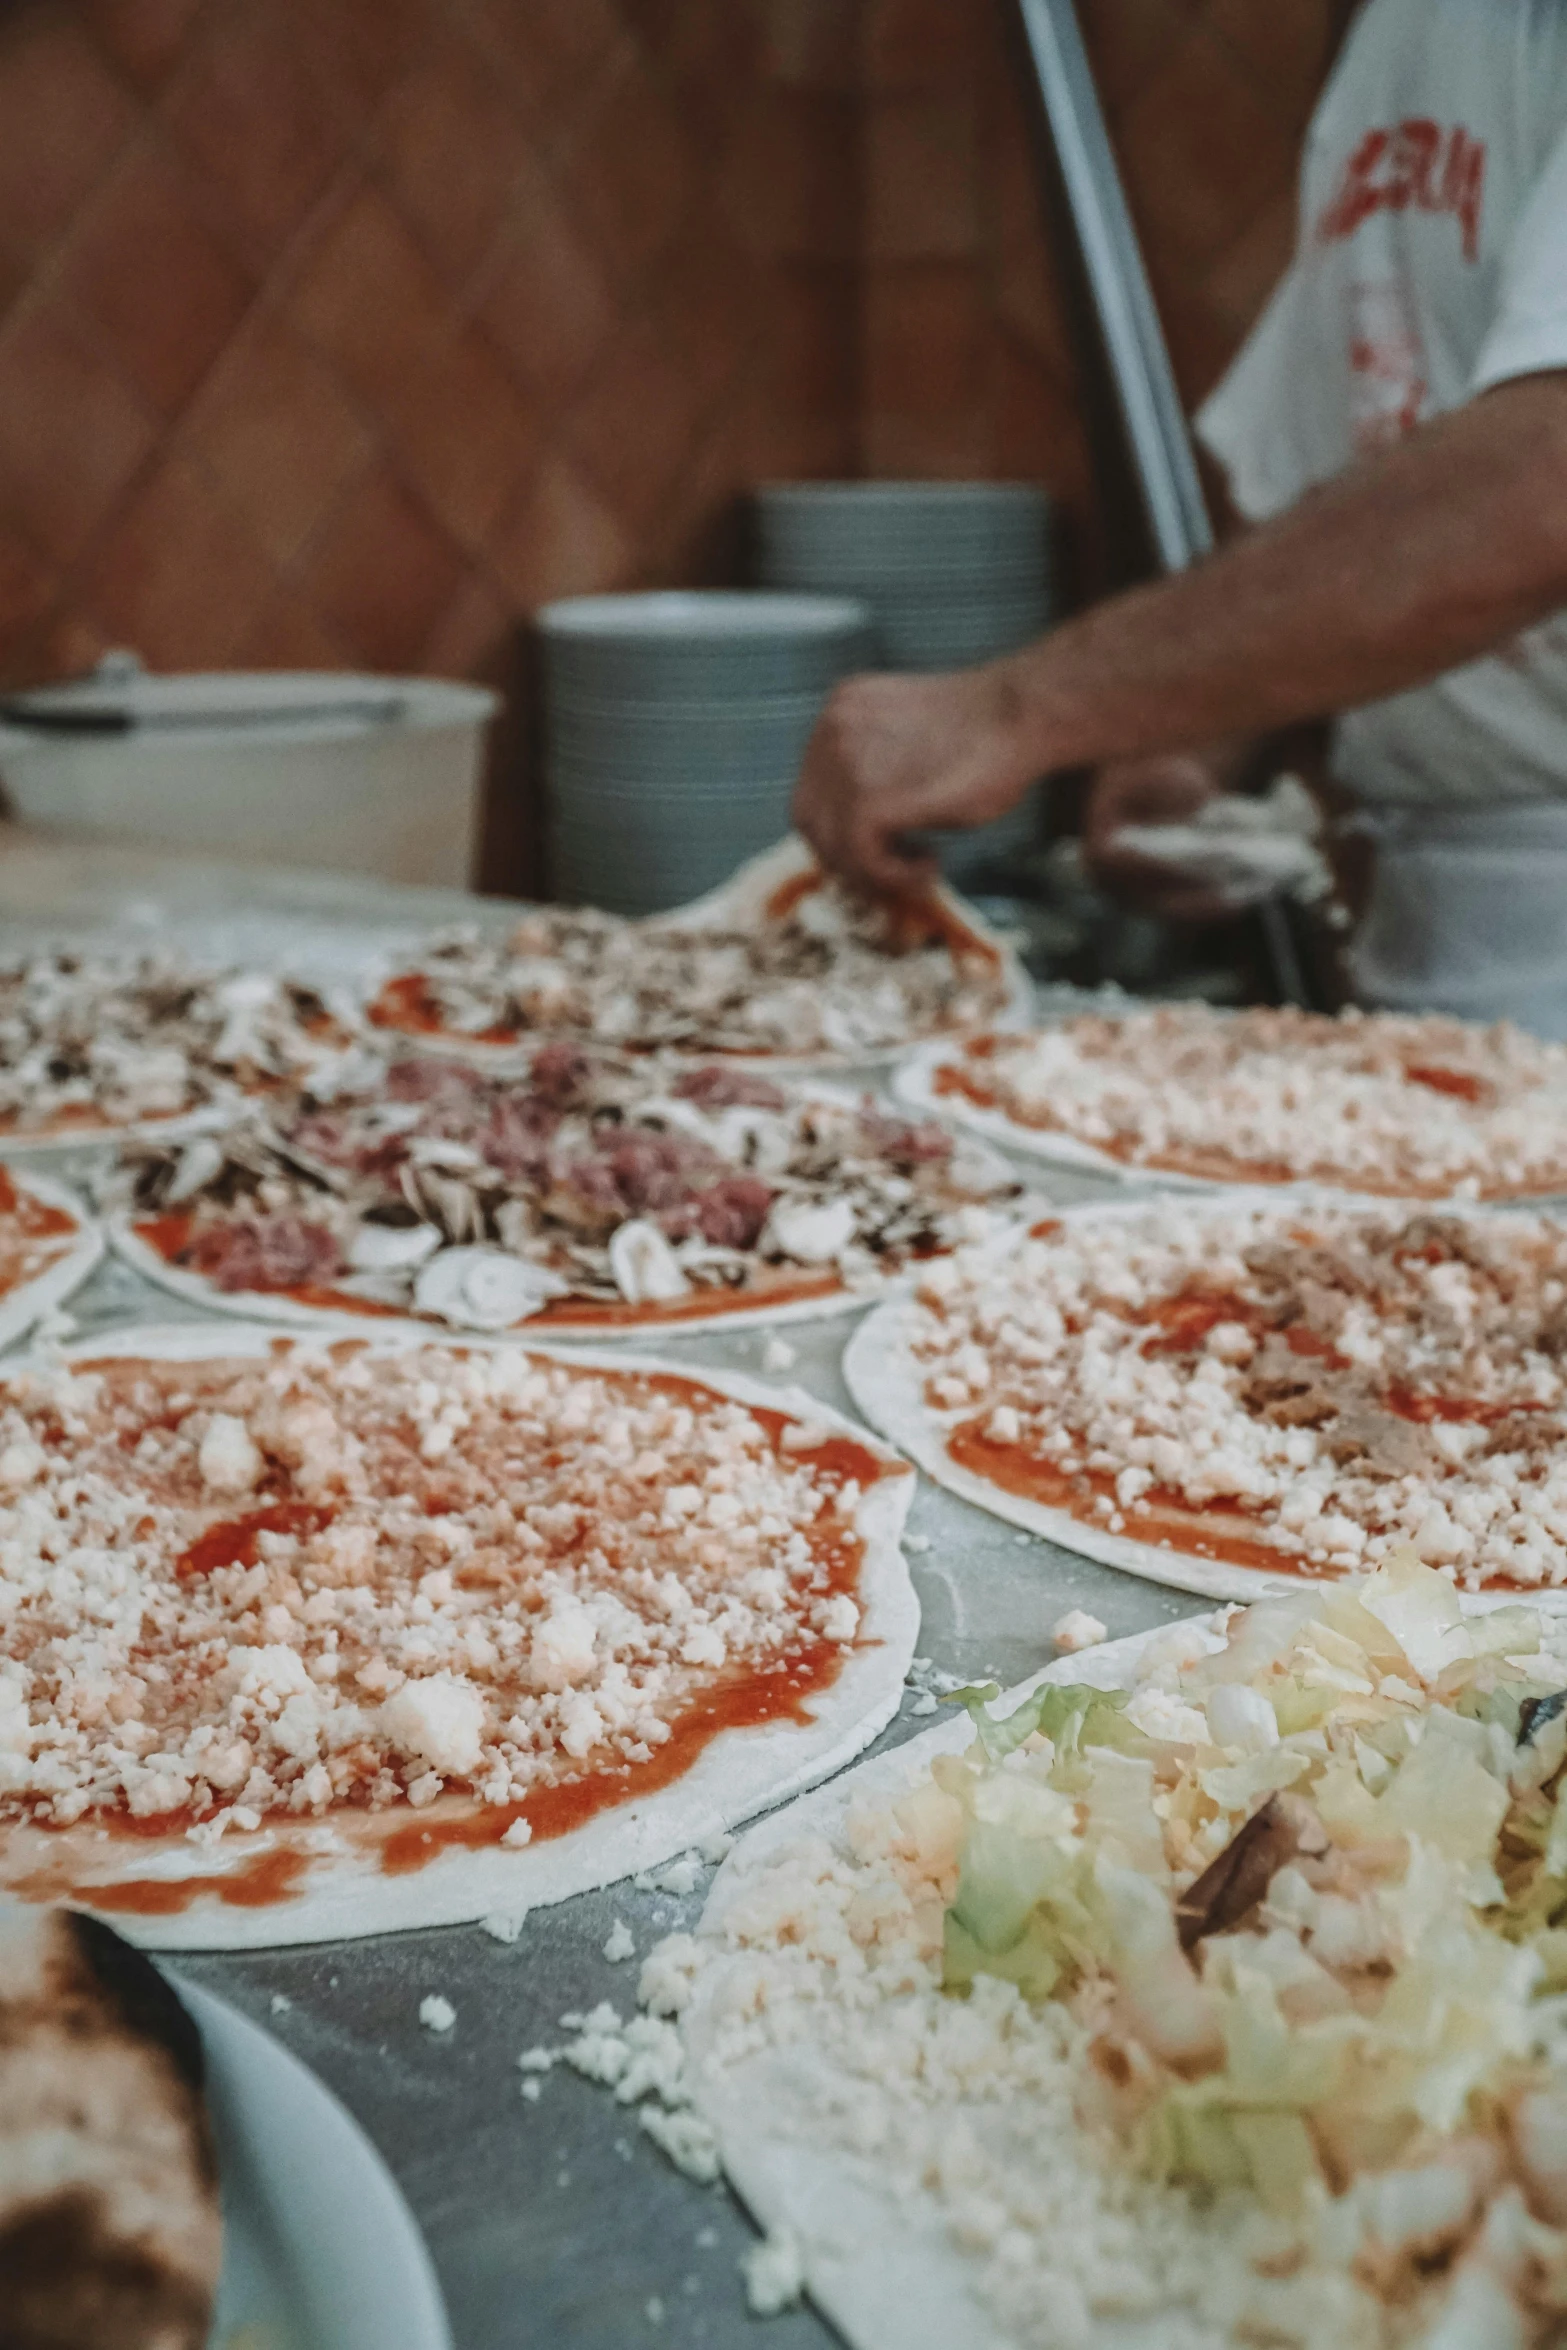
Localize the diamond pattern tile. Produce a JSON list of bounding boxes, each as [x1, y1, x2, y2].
[[0, 0, 1345, 889], [162, 0, 352, 272], [54, 135, 254, 415]]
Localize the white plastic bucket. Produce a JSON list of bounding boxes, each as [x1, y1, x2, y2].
[[0, 656, 499, 888]]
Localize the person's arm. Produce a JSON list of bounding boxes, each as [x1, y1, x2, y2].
[[795, 371, 1567, 889]]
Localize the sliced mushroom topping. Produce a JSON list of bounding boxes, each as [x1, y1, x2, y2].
[[1175, 1792, 1331, 1950]]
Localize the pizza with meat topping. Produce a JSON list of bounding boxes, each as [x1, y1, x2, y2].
[[898, 1003, 1567, 1199], [102, 1044, 1023, 1334], [845, 1196, 1567, 1603], [366, 837, 1024, 1067], [0, 1325, 915, 1947], [0, 949, 349, 1141]]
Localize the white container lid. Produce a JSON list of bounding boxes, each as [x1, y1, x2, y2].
[[0, 653, 497, 748]]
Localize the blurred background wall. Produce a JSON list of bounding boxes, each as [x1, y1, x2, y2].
[[0, 0, 1355, 875]]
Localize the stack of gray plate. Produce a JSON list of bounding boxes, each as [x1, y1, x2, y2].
[[538, 591, 873, 915], [754, 483, 1055, 884]]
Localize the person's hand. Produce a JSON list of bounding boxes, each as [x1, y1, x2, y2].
[[793, 666, 1038, 893], [1082, 750, 1239, 923]]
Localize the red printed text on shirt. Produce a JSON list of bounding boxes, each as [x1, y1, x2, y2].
[[1316, 120, 1487, 261]]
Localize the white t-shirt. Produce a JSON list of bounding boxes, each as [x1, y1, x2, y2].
[[1198, 0, 1567, 812]]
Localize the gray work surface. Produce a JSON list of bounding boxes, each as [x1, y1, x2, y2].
[[0, 831, 1204, 2350]]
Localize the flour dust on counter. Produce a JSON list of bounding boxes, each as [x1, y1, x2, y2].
[[0, 1324, 916, 1947]]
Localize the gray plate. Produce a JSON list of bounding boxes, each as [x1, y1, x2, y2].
[[187, 1981, 451, 2350]]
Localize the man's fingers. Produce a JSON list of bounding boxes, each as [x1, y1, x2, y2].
[[843, 807, 938, 895]]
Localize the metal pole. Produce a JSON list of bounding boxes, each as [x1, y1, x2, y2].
[[1015, 0, 1310, 1004], [1014, 0, 1213, 571]]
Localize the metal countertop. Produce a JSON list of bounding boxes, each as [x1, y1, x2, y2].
[[0, 834, 1202, 2350]]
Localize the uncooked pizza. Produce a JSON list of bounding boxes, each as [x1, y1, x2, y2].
[[0, 1326, 915, 1946], [0, 1163, 103, 1353], [0, 1904, 222, 2350], [0, 949, 348, 1141], [899, 1002, 1567, 1198], [104, 1046, 1023, 1334], [366, 839, 1020, 1065], [845, 1196, 1567, 1602], [622, 1562, 1567, 2350]]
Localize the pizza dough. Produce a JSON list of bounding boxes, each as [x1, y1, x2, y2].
[[0, 1163, 103, 1355], [0, 1901, 222, 2348], [897, 1003, 1567, 1199], [648, 1574, 1567, 2350], [675, 1623, 1192, 2350], [102, 1048, 1025, 1339], [0, 952, 350, 1147], [845, 1196, 1567, 1605], [0, 1325, 916, 1949], [365, 836, 1031, 1071]]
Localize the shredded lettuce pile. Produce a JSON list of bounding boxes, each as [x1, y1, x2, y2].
[[930, 1553, 1567, 2336]]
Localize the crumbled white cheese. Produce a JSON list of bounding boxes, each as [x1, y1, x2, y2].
[[197, 1412, 263, 1495], [603, 1919, 635, 1964], [1051, 1608, 1108, 1653], [0, 1345, 870, 1830], [760, 1336, 797, 1374], [651, 1856, 703, 1898], [380, 1673, 487, 1777], [482, 1908, 530, 1944], [820, 1594, 859, 1643], [419, 1994, 456, 2033], [741, 2226, 805, 2316], [641, 2102, 721, 2183], [907, 1200, 1567, 1591], [944, 1002, 1567, 1194]]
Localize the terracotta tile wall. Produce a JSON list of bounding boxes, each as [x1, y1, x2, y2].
[[0, 0, 862, 699], [0, 0, 1353, 881]]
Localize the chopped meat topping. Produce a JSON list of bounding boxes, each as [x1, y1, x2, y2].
[[107, 1047, 1018, 1323], [0, 1345, 869, 1828], [939, 1004, 1567, 1196]]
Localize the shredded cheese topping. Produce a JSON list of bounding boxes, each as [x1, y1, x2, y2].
[[909, 1204, 1567, 1587], [0, 1346, 866, 1832], [943, 1006, 1567, 1196]]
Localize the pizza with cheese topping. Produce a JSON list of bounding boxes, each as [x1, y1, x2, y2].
[[366, 838, 1026, 1067], [103, 1045, 1023, 1335], [0, 1163, 102, 1353], [0, 1325, 915, 1947], [0, 950, 350, 1142], [898, 1003, 1567, 1199], [631, 1575, 1567, 2350], [846, 1196, 1567, 1603]]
